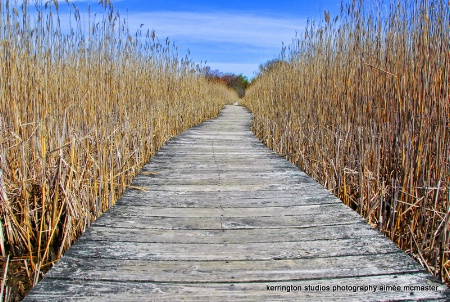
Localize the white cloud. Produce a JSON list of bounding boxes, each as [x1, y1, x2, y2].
[[124, 11, 306, 49], [12, 4, 305, 76], [120, 10, 306, 76]]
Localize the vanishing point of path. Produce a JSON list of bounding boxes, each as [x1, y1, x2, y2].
[[24, 105, 449, 301]]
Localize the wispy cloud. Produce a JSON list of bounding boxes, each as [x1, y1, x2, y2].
[[124, 11, 306, 49], [13, 2, 307, 78], [121, 10, 307, 77]]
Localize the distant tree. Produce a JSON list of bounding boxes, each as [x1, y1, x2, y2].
[[223, 74, 249, 98], [203, 67, 249, 98], [203, 67, 224, 82]]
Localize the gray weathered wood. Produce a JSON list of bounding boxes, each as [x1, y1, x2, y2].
[[45, 253, 424, 282], [24, 105, 449, 301], [24, 274, 447, 302], [81, 222, 383, 243]]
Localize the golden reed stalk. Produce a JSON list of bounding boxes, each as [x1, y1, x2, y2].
[[0, 0, 238, 285], [243, 0, 449, 285]]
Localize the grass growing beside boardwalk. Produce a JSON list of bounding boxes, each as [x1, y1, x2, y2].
[[0, 0, 237, 295], [243, 0, 449, 284]]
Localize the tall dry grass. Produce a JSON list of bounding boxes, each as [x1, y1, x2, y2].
[[0, 0, 237, 286], [243, 0, 449, 284]]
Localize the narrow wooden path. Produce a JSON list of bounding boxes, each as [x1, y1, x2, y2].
[[25, 105, 448, 301]]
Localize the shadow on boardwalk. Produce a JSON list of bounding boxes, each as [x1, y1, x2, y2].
[[24, 105, 449, 301]]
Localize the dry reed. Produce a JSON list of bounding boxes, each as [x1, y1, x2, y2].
[[243, 0, 449, 284], [0, 0, 237, 287]]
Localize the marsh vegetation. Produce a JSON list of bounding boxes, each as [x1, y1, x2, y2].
[[244, 0, 449, 285], [0, 0, 237, 299]]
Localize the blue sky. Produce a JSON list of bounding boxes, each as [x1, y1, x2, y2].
[[27, 0, 343, 79]]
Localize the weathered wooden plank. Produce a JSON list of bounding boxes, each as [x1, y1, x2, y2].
[[23, 105, 449, 301], [24, 273, 449, 302], [145, 155, 295, 162], [62, 237, 400, 261], [105, 204, 347, 218], [115, 190, 338, 208], [92, 211, 364, 230], [140, 162, 298, 172], [129, 177, 320, 188], [123, 184, 329, 193], [131, 170, 310, 180], [81, 222, 380, 243], [45, 253, 422, 282], [115, 195, 339, 208], [130, 178, 319, 187], [156, 150, 279, 155], [121, 189, 332, 197]]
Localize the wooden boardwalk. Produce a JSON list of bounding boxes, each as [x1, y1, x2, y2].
[[24, 105, 449, 301]]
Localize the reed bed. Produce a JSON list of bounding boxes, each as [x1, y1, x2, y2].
[[0, 0, 237, 289], [243, 0, 449, 284]]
